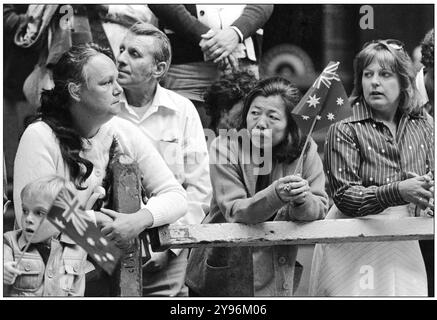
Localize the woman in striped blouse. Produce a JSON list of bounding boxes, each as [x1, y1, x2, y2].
[[309, 39, 434, 296]]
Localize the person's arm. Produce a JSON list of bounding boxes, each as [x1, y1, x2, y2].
[[286, 139, 328, 221], [3, 234, 22, 291], [148, 4, 209, 44], [231, 4, 273, 40], [13, 123, 59, 228], [210, 136, 284, 224], [101, 122, 187, 242], [181, 103, 212, 225], [200, 4, 273, 62], [325, 122, 407, 217], [136, 137, 188, 228]]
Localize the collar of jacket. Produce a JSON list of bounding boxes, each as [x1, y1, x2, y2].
[[346, 98, 424, 123], [18, 231, 76, 251]]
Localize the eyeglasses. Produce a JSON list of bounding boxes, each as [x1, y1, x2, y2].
[[362, 39, 405, 51]]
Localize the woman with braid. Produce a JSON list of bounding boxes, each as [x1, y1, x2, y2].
[[13, 44, 187, 295]]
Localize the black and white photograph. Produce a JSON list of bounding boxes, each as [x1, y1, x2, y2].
[[1, 1, 435, 305]]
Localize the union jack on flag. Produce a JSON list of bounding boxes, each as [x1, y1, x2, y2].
[[47, 188, 122, 274], [52, 189, 91, 236], [312, 61, 341, 89]]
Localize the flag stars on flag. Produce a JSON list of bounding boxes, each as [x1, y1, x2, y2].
[[93, 252, 115, 263], [307, 94, 320, 108], [316, 115, 322, 120], [327, 113, 335, 121], [409, 145, 412, 150], [336, 97, 344, 106], [421, 144, 425, 149], [87, 238, 95, 246], [302, 115, 310, 120]]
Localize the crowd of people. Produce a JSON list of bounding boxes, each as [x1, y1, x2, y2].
[[2, 4, 435, 298]]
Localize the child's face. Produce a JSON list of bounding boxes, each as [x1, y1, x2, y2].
[[21, 192, 59, 243]]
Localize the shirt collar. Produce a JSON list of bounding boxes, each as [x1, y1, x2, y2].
[[346, 99, 375, 122], [346, 98, 423, 123], [18, 231, 76, 250], [120, 83, 179, 115]]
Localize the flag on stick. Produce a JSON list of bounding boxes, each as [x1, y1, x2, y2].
[[290, 61, 352, 174], [47, 187, 122, 274]]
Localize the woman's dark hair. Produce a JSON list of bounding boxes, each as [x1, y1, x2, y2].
[[239, 77, 306, 164], [350, 40, 420, 115], [30, 43, 114, 189], [204, 70, 258, 133], [421, 29, 434, 70]]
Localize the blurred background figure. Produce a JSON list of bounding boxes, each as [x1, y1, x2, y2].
[[415, 29, 434, 117], [204, 70, 258, 134], [416, 28, 434, 297]]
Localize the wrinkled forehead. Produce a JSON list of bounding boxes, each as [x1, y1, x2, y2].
[[83, 54, 117, 83], [363, 48, 397, 72], [123, 32, 156, 52]]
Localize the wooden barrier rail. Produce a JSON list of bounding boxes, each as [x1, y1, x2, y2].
[[149, 217, 434, 251], [112, 160, 434, 295]]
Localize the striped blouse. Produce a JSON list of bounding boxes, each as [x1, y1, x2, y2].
[[325, 100, 434, 217]]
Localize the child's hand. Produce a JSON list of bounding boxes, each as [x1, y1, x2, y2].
[[4, 261, 22, 285]]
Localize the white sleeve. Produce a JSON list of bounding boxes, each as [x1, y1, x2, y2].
[[131, 131, 188, 228], [13, 123, 60, 228]]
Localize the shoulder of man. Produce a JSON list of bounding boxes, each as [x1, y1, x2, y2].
[[158, 85, 198, 114]]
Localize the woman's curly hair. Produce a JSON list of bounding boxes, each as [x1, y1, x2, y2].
[[204, 70, 258, 133], [421, 29, 434, 70], [26, 43, 114, 190]]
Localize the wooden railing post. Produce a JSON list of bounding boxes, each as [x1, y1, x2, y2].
[[110, 155, 143, 296]]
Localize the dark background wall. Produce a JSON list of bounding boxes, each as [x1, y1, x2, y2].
[[261, 4, 434, 93]]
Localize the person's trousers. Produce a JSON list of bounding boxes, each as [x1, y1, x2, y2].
[[142, 249, 189, 297], [419, 239, 434, 297]]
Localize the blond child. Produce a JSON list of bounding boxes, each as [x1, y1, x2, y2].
[[4, 175, 88, 296]]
